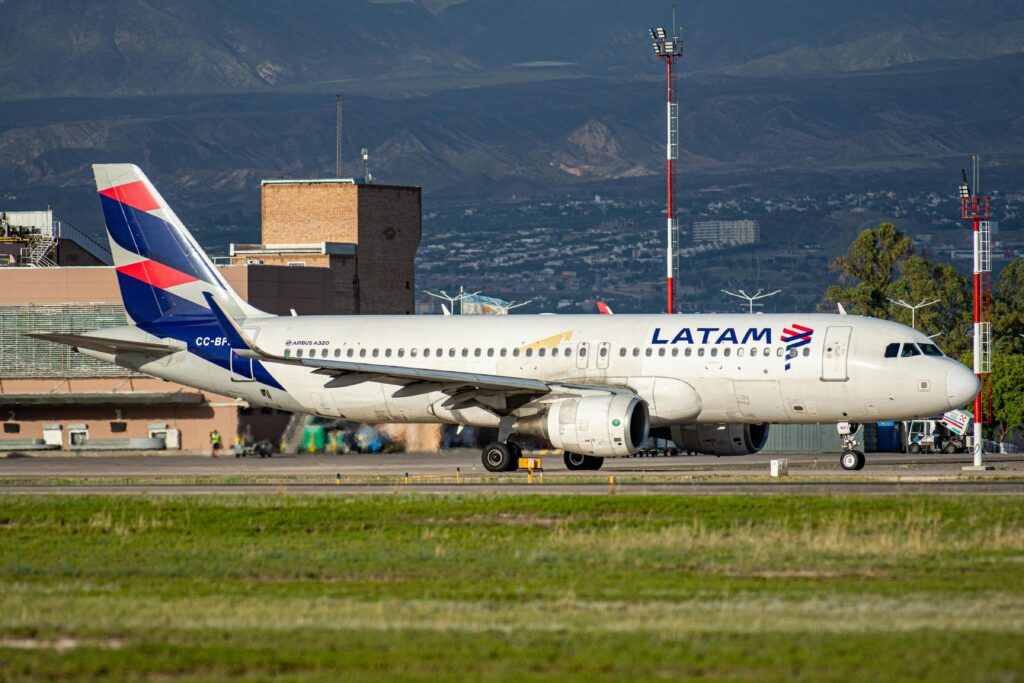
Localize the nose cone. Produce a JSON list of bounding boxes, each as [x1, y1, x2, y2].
[[946, 366, 981, 409]]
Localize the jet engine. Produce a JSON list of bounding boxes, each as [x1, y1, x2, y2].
[[653, 423, 770, 456], [515, 395, 649, 457]]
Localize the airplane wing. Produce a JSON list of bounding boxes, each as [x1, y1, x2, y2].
[[201, 293, 616, 399], [25, 332, 176, 356]]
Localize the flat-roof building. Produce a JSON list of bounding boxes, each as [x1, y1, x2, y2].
[[692, 219, 760, 245], [0, 179, 421, 452]]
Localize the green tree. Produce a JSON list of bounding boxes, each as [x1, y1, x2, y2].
[[887, 255, 972, 360], [990, 354, 1024, 444], [823, 223, 913, 318], [823, 223, 971, 358], [993, 258, 1024, 355]]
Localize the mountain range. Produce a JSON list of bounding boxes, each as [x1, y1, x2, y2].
[[0, 0, 1021, 245]]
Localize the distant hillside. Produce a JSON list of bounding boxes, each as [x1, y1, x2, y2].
[[1, 0, 1022, 98]]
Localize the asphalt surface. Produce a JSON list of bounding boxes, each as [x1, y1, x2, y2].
[[2, 449, 1022, 495]]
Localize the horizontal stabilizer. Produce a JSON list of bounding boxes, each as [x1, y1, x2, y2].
[[26, 332, 176, 356]]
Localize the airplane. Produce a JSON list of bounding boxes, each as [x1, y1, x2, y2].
[[29, 164, 981, 473]]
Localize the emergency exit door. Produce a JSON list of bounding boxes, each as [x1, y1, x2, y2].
[[821, 326, 852, 381]]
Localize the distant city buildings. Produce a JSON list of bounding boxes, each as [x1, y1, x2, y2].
[[692, 219, 760, 245]]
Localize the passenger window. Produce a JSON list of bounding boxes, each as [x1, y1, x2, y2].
[[372, 349, 379, 358], [619, 347, 627, 357], [698, 348, 705, 357], [487, 348, 494, 357], [685, 348, 692, 357], [579, 347, 587, 357], [565, 348, 572, 357], [711, 348, 718, 357], [920, 343, 943, 357], [436, 348, 442, 357], [461, 348, 469, 357], [385, 349, 392, 358], [474, 348, 481, 357], [359, 349, 366, 358], [901, 344, 921, 358], [884, 343, 900, 358], [658, 348, 666, 357], [296, 349, 303, 358], [449, 349, 456, 357], [671, 348, 678, 357], [322, 349, 328, 358], [423, 348, 431, 357], [526, 348, 534, 357], [645, 348, 653, 357], [500, 348, 507, 357], [632, 348, 640, 357], [802, 348, 810, 357], [334, 348, 341, 358], [551, 348, 559, 357], [284, 348, 291, 358], [347, 349, 354, 358], [538, 348, 546, 357], [397, 349, 404, 358], [777, 348, 784, 357], [598, 347, 607, 357], [411, 349, 418, 357], [737, 348, 744, 357], [513, 348, 520, 357]]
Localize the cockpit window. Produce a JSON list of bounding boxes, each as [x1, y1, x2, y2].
[[884, 343, 900, 358], [900, 343, 921, 358], [919, 343, 943, 357]]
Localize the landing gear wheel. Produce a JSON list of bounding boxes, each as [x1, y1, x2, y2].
[[482, 442, 514, 473], [508, 441, 523, 462], [840, 450, 865, 471], [564, 452, 604, 471]]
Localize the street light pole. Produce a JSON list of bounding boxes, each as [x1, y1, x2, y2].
[[722, 288, 781, 315], [886, 297, 940, 330]]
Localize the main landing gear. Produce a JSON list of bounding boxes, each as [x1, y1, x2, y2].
[[563, 451, 604, 471], [481, 441, 522, 473], [837, 421, 865, 471]]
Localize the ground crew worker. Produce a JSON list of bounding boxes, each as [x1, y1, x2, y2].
[[210, 429, 222, 457]]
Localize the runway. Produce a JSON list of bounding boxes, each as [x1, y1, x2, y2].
[[2, 449, 1022, 495]]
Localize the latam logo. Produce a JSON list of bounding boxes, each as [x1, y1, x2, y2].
[[781, 324, 814, 371], [651, 327, 771, 345]]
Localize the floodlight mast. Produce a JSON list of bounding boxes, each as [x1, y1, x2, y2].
[[886, 297, 940, 330], [959, 154, 993, 469], [649, 22, 682, 313], [721, 288, 781, 315]]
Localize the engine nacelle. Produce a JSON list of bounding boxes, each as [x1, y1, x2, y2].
[[655, 423, 770, 456], [515, 395, 649, 457]]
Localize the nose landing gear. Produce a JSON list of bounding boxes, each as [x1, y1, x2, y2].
[[837, 421, 865, 471]]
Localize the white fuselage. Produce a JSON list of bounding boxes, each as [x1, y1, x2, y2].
[[95, 313, 977, 445]]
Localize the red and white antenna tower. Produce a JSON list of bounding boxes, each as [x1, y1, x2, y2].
[[649, 21, 681, 314], [959, 155, 992, 469]]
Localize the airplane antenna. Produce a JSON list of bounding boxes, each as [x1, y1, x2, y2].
[[886, 297, 940, 330]]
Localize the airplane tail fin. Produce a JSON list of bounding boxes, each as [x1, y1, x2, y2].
[[92, 164, 269, 327]]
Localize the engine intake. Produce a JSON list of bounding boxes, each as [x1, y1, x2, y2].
[[515, 395, 649, 457], [656, 423, 770, 456]]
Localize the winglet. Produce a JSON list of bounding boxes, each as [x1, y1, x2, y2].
[[837, 302, 847, 315]]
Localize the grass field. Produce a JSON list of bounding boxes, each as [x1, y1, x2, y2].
[[1, 494, 1022, 681]]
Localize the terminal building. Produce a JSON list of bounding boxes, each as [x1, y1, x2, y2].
[[0, 179, 420, 452]]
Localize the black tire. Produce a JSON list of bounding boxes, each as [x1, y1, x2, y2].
[[908, 443, 921, 454], [508, 441, 523, 464], [482, 442, 514, 473], [840, 450, 865, 471], [942, 442, 958, 454], [564, 452, 604, 471]]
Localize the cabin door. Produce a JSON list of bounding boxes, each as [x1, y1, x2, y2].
[[821, 326, 852, 381]]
